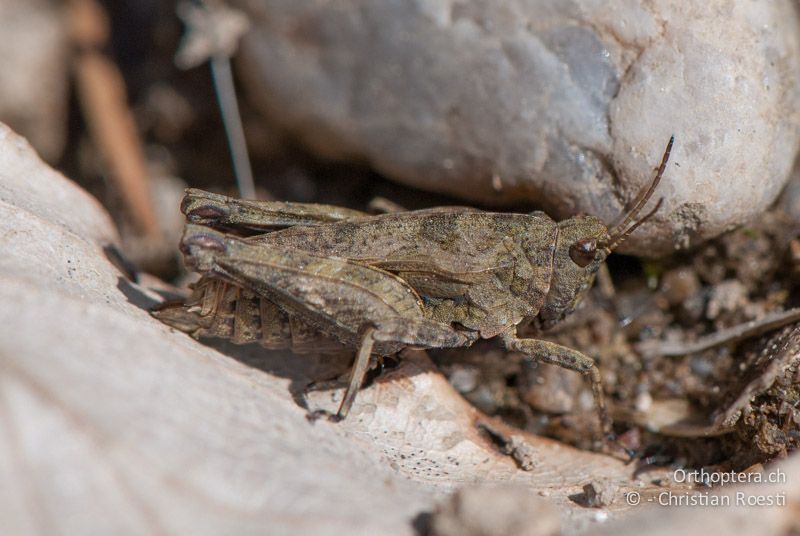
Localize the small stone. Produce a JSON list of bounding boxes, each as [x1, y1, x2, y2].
[[504, 435, 538, 472], [582, 481, 618, 508], [523, 362, 585, 414], [660, 268, 701, 307], [635, 391, 653, 413], [449, 366, 479, 393], [706, 280, 748, 320]]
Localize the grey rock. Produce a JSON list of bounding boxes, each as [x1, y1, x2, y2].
[[232, 0, 800, 255]]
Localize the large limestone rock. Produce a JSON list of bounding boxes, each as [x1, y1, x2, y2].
[[233, 0, 800, 255]]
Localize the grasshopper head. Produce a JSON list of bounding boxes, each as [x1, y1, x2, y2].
[[537, 215, 610, 328], [537, 136, 673, 329]]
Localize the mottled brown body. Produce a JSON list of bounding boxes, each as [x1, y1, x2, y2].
[[249, 209, 560, 338], [155, 138, 674, 433], [155, 277, 348, 354]]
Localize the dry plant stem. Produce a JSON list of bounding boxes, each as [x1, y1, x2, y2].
[[635, 307, 800, 357], [210, 55, 256, 199], [68, 0, 160, 238]]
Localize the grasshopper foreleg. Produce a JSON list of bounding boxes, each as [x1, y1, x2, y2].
[[501, 332, 611, 437]]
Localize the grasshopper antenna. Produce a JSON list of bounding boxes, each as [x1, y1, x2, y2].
[[606, 198, 663, 251], [603, 136, 674, 251]]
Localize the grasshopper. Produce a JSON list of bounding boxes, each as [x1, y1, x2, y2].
[[154, 137, 674, 439]]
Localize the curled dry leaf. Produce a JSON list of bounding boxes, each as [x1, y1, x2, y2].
[[0, 122, 798, 534]]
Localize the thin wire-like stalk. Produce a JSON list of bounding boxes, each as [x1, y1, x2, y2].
[[211, 55, 256, 199]]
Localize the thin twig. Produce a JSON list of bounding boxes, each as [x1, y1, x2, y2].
[[210, 55, 255, 199], [68, 0, 160, 238], [175, 0, 254, 199], [635, 307, 800, 358]]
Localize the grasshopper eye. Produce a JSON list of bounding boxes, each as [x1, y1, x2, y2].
[[569, 239, 597, 267]]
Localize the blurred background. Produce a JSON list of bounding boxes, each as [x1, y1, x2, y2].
[[3, 0, 462, 281]]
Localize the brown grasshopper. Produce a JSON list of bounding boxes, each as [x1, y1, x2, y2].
[[154, 137, 674, 439]]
